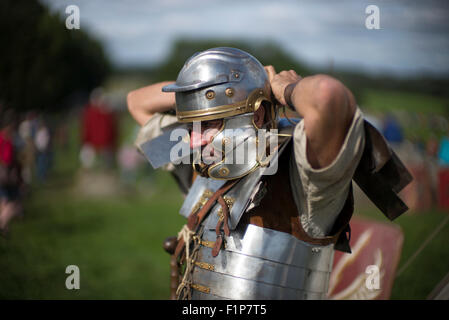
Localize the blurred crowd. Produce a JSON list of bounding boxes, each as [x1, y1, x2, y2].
[[0, 87, 151, 236], [0, 90, 144, 235], [0, 110, 52, 235], [2, 96, 449, 235]]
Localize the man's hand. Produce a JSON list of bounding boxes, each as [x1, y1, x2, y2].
[[265, 65, 356, 169], [265, 65, 302, 106]]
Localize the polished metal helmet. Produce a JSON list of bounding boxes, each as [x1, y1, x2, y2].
[[162, 47, 273, 122], [162, 47, 277, 180]]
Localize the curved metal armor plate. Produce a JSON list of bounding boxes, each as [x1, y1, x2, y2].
[[181, 131, 292, 229], [191, 225, 334, 300], [179, 125, 335, 300]]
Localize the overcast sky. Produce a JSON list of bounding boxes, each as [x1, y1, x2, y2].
[[42, 0, 449, 77]]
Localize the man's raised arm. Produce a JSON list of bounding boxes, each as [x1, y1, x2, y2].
[[266, 66, 357, 169], [127, 81, 176, 126]]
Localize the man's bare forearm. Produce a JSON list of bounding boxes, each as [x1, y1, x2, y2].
[[127, 81, 176, 126]]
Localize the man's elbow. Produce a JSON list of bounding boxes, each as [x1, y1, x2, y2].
[[127, 90, 143, 124], [312, 75, 356, 124], [127, 90, 137, 116]]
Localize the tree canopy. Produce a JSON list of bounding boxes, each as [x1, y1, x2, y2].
[[152, 38, 311, 83], [145, 38, 448, 107], [0, 0, 110, 115]]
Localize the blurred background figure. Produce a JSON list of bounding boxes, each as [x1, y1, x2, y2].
[[117, 144, 144, 186], [34, 119, 52, 183], [81, 88, 118, 170], [382, 114, 404, 146], [438, 131, 449, 166], [18, 112, 37, 185], [437, 130, 449, 210], [79, 144, 96, 169], [0, 112, 23, 235]]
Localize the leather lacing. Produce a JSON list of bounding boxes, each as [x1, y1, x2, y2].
[[175, 226, 202, 300]]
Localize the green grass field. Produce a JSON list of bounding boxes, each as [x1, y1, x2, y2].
[[1, 170, 448, 299], [361, 88, 448, 115], [0, 170, 185, 299], [1, 89, 448, 300], [356, 205, 449, 299]]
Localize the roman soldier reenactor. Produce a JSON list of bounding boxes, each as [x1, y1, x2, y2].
[[128, 47, 412, 300]]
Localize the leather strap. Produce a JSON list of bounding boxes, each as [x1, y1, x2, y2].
[[211, 234, 223, 258], [291, 184, 354, 249], [283, 81, 301, 111], [211, 195, 231, 257], [216, 195, 231, 237], [174, 179, 240, 259]]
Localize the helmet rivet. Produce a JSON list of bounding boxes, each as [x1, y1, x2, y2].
[[222, 137, 231, 145], [225, 88, 234, 97], [205, 90, 215, 100], [219, 167, 230, 177]]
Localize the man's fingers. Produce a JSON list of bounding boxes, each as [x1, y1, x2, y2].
[[266, 67, 302, 107], [289, 70, 302, 81], [264, 65, 276, 81]]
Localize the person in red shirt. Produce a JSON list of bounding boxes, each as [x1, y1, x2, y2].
[[0, 120, 23, 236], [80, 88, 118, 169], [0, 126, 13, 167]]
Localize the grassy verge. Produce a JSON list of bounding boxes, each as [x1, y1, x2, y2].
[[355, 207, 449, 299], [361, 88, 448, 115], [1, 172, 448, 299]]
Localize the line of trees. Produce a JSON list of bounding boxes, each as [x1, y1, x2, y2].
[[0, 0, 110, 118], [2, 0, 446, 119], [125, 38, 449, 109]]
